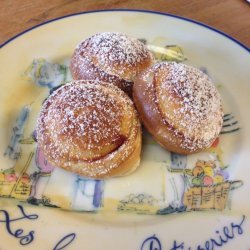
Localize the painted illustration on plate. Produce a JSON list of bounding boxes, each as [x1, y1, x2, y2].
[[0, 42, 242, 215]]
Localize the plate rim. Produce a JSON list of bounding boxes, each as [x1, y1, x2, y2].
[[1, 9, 249, 52]]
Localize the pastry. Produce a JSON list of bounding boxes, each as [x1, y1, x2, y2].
[[133, 62, 223, 154], [70, 32, 154, 95], [36, 80, 141, 179]]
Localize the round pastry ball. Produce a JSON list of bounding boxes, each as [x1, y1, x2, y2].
[[70, 32, 154, 95], [36, 80, 141, 179], [133, 62, 223, 154]]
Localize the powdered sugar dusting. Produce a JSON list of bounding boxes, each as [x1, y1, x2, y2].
[[153, 62, 223, 151], [70, 50, 133, 92], [85, 32, 149, 65], [36, 81, 138, 170], [71, 32, 153, 82]]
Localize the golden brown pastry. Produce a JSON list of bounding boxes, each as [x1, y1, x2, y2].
[[36, 80, 141, 179], [133, 62, 223, 154], [70, 32, 154, 95]]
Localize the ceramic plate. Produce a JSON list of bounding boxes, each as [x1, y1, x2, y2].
[[0, 10, 250, 250]]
